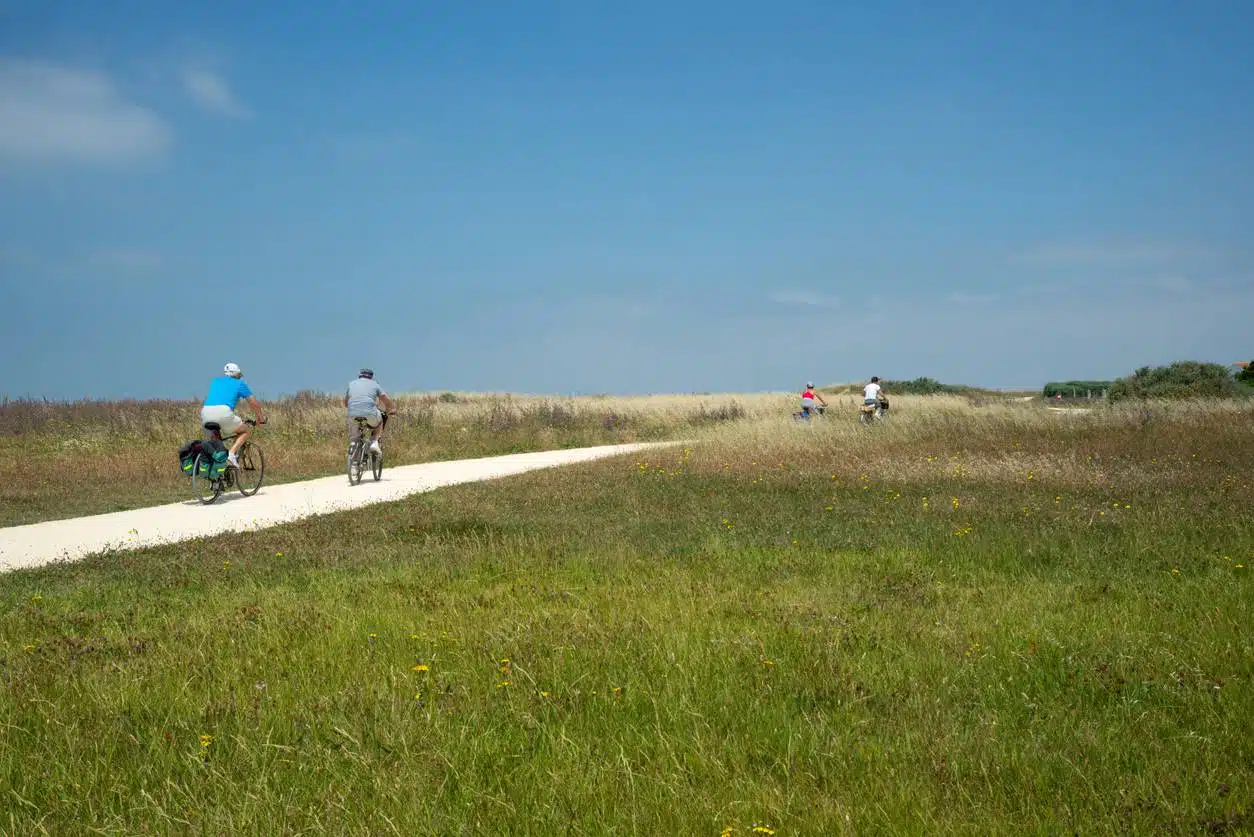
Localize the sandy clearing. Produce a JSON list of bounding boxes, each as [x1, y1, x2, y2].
[[0, 442, 678, 573]]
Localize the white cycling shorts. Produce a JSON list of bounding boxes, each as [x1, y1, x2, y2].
[[201, 405, 245, 435]]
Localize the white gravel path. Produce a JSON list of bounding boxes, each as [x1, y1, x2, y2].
[[0, 442, 676, 573]]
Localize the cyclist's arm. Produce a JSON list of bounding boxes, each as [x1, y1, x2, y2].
[[379, 392, 396, 413], [246, 395, 266, 423]]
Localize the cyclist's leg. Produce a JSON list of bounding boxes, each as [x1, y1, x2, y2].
[[364, 411, 384, 451], [370, 409, 385, 441], [223, 414, 248, 457]]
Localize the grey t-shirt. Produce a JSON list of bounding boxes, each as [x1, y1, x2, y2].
[[346, 377, 384, 417]]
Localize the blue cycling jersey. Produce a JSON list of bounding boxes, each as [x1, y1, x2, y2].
[[203, 376, 253, 410]]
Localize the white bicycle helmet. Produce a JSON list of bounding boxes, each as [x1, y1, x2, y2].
[[224, 362, 242, 377]]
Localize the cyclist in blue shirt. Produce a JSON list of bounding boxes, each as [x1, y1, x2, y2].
[[201, 362, 266, 467]]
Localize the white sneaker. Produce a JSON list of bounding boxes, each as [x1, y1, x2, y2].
[[227, 453, 239, 468], [369, 440, 382, 454]]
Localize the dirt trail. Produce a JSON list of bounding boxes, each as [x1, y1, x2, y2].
[[0, 442, 674, 573]]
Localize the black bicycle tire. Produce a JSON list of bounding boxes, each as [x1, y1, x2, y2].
[[348, 441, 364, 485], [236, 441, 265, 496], [371, 449, 383, 481], [191, 453, 221, 504]]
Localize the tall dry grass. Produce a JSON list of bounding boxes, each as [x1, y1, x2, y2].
[[692, 395, 1254, 495], [0, 392, 753, 525], [3, 391, 1249, 526]]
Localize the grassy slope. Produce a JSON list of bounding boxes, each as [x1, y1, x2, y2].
[[1, 400, 1252, 835]]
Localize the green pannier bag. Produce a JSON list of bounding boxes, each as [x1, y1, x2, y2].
[[179, 439, 228, 478]]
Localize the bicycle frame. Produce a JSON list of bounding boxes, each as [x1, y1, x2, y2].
[[348, 412, 389, 484]]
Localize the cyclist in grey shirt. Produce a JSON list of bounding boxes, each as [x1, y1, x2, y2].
[[344, 368, 396, 454]]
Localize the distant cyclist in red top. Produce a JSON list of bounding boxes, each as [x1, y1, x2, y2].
[[800, 382, 827, 417]]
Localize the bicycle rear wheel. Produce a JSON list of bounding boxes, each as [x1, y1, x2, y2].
[[236, 441, 265, 496], [191, 454, 222, 504], [348, 441, 364, 485], [371, 449, 383, 481]]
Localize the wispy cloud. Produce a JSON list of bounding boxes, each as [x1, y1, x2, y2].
[[1, 245, 164, 281], [1013, 240, 1223, 268], [0, 246, 51, 273], [89, 247, 164, 273], [182, 69, 251, 119], [0, 59, 171, 167], [329, 133, 419, 163], [768, 290, 840, 309], [948, 292, 999, 305], [1151, 276, 1193, 294]]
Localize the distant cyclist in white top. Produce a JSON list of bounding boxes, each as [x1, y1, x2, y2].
[[345, 368, 396, 454], [201, 362, 266, 468], [863, 376, 884, 406]]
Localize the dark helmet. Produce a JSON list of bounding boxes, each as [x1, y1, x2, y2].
[[359, 368, 374, 379]]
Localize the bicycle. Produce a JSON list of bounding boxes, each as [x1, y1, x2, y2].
[[792, 404, 826, 423], [347, 413, 390, 485], [192, 419, 266, 504], [858, 398, 890, 425]]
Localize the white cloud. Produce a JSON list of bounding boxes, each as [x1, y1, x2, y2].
[[182, 69, 251, 119], [0, 59, 171, 166], [768, 290, 840, 309]]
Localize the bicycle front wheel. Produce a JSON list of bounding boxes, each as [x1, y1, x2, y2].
[[371, 450, 383, 481], [191, 454, 222, 504], [236, 441, 265, 496]]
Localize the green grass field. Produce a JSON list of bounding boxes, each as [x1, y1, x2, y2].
[[2, 395, 1251, 834]]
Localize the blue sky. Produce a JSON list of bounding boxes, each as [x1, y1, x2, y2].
[[1, 0, 1251, 399]]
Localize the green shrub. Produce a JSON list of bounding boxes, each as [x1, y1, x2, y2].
[[880, 377, 972, 395], [1108, 361, 1242, 401], [1042, 380, 1113, 398]]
